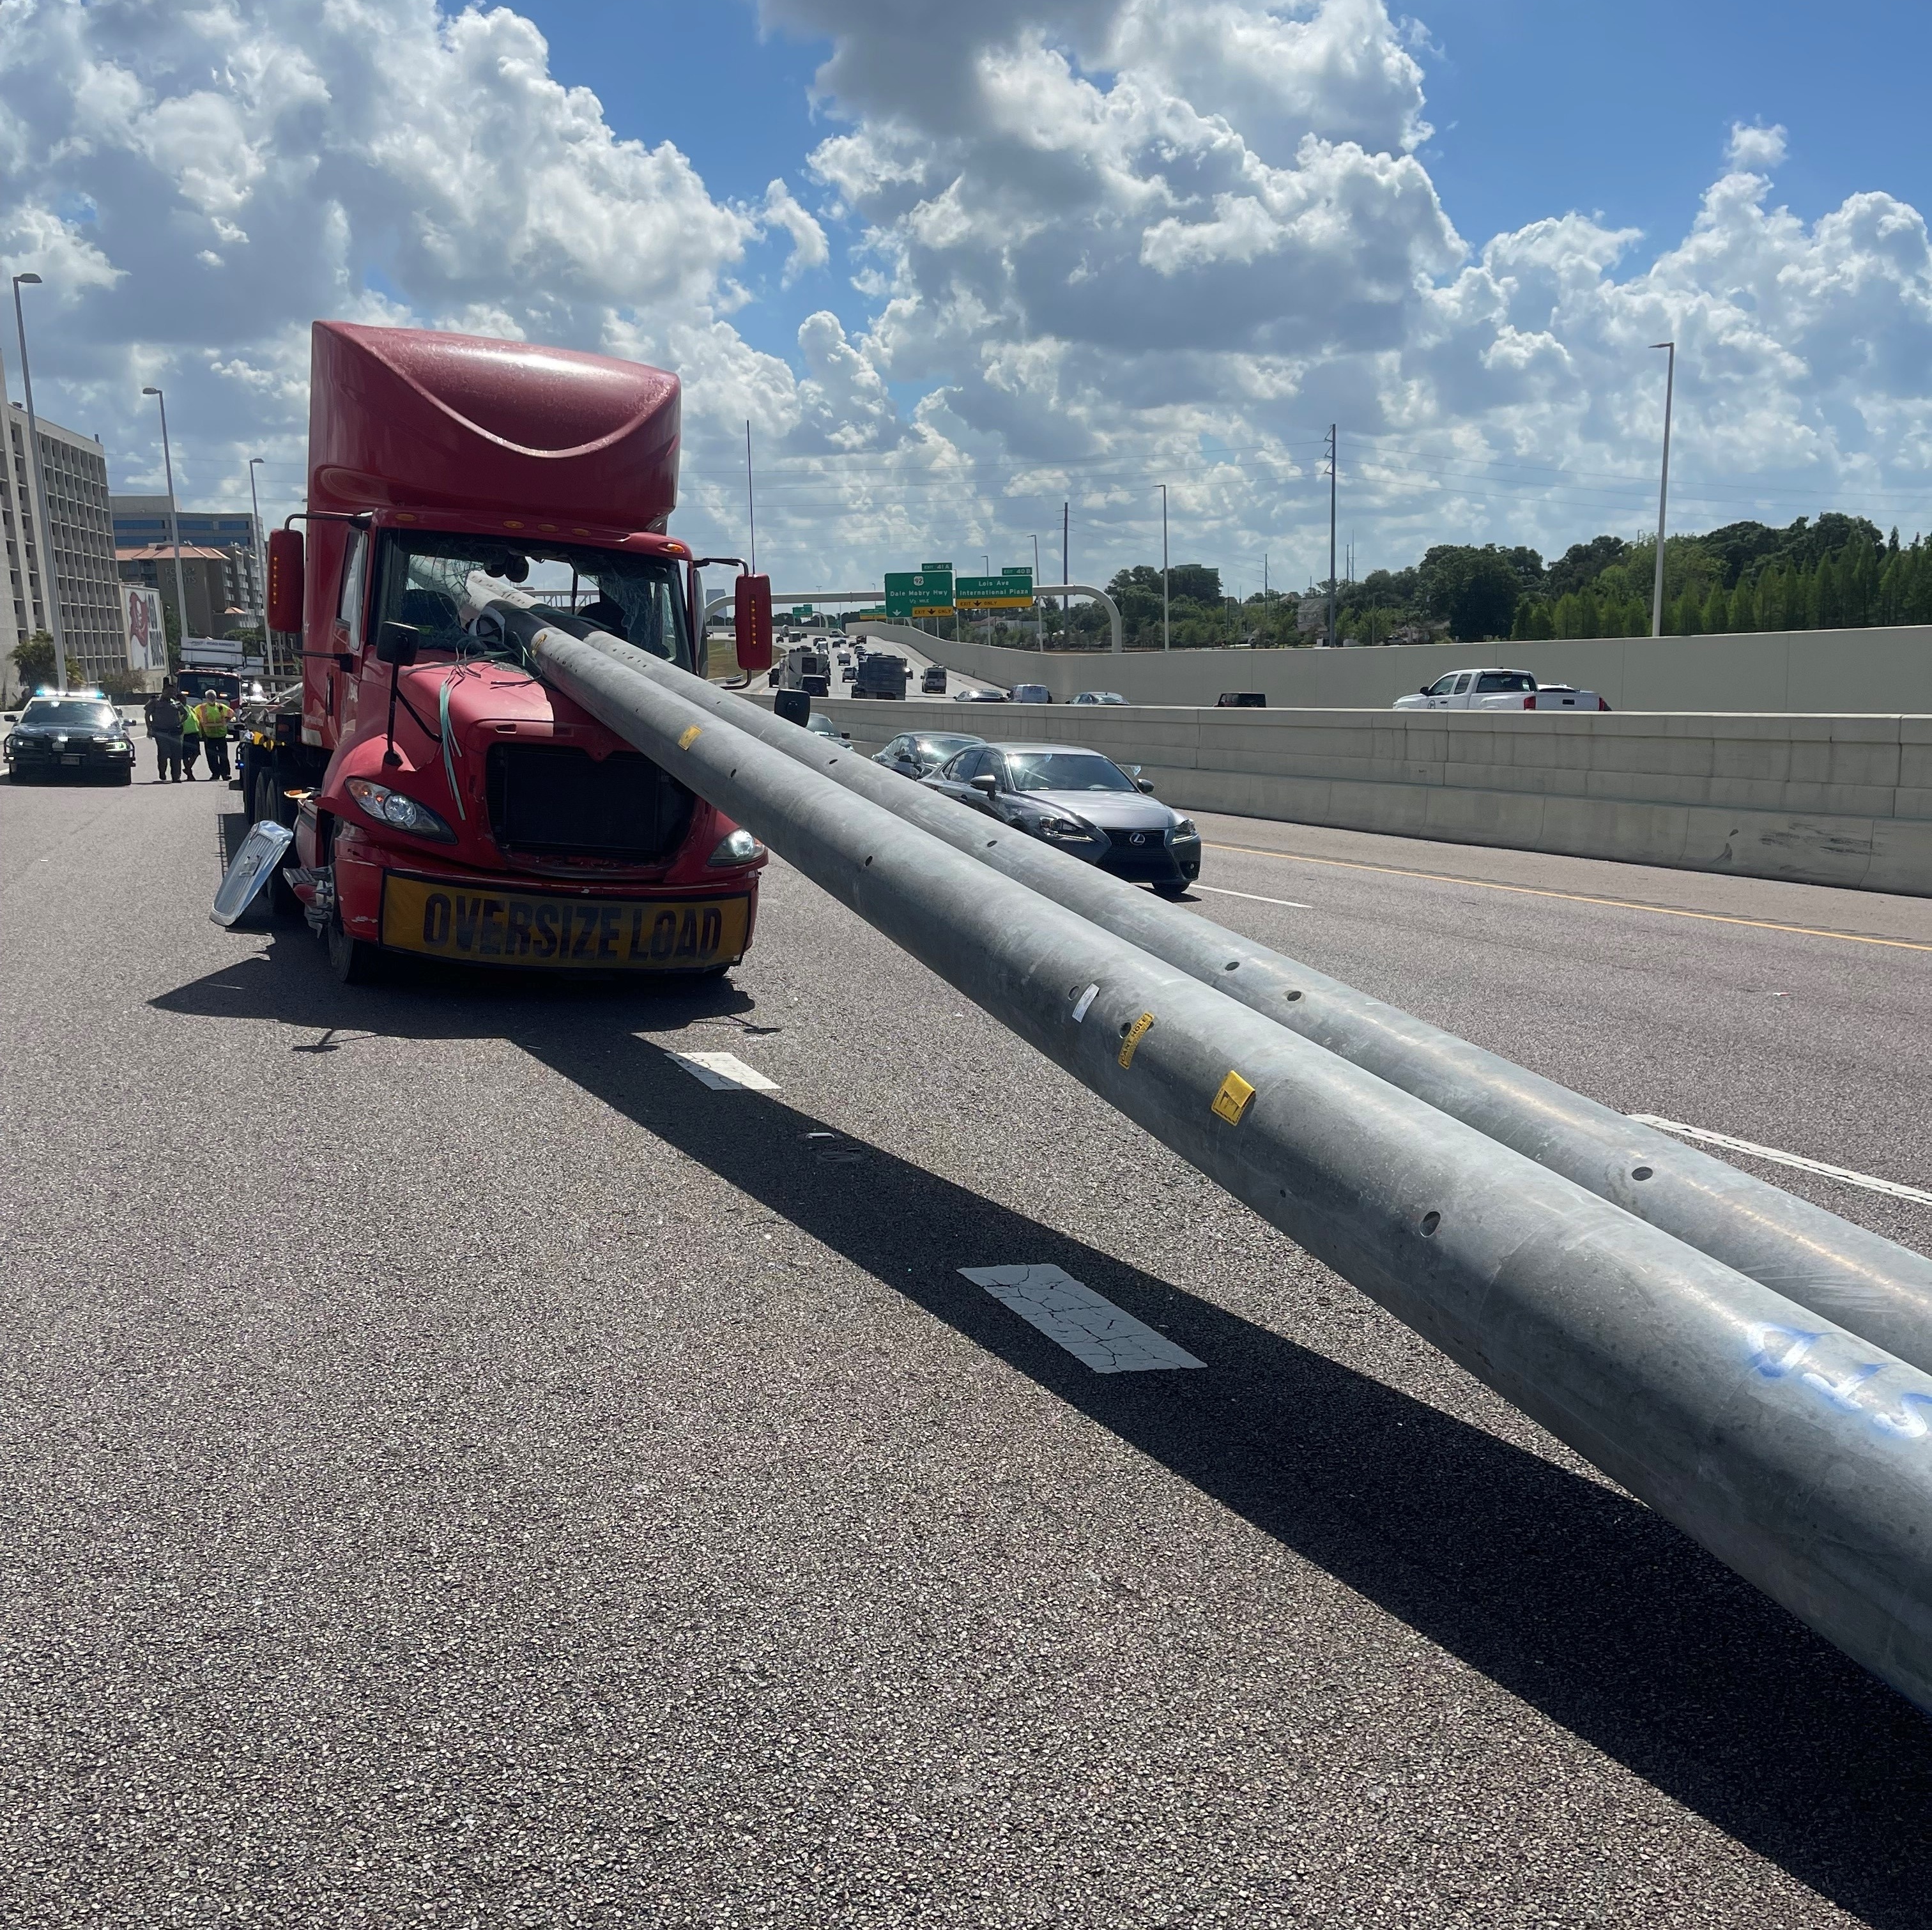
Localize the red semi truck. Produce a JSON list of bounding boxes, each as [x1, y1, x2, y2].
[[245, 321, 773, 982]]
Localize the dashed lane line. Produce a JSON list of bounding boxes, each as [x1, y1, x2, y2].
[[666, 1050, 780, 1092], [1203, 841, 1932, 953], [1629, 1115, 1932, 1206], [1193, 883, 1313, 911], [960, 1264, 1204, 1374]]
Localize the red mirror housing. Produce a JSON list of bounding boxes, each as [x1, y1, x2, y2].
[[735, 573, 773, 674], [267, 527, 305, 635]]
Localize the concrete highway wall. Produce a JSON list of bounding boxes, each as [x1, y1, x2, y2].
[[850, 619, 1932, 716], [808, 691, 1932, 895]]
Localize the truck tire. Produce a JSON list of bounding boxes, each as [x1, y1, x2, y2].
[[326, 913, 380, 985]]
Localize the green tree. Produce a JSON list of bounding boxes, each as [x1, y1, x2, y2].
[[10, 631, 56, 691], [1702, 581, 1731, 633]]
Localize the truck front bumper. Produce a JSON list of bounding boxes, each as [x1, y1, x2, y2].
[[332, 838, 760, 972]]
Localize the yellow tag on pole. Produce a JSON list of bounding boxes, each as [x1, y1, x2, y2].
[[1212, 1071, 1256, 1124], [678, 724, 703, 749], [1117, 1012, 1154, 1069]]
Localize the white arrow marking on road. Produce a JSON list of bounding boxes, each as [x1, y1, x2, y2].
[[961, 1264, 1204, 1373], [1628, 1115, 1932, 1206]]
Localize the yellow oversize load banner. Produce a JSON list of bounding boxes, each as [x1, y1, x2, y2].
[[381, 875, 750, 970]]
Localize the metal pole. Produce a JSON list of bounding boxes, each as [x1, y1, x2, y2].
[[1032, 535, 1041, 648], [745, 420, 756, 576], [1326, 423, 1337, 650], [13, 274, 65, 686], [530, 617, 1932, 1716], [142, 388, 190, 666], [654, 665, 1932, 1378], [1160, 484, 1169, 652], [247, 456, 272, 680], [0, 312, 27, 698], [1650, 342, 1675, 636], [1061, 500, 1069, 622]]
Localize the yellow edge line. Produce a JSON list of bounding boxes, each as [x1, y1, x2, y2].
[[1202, 841, 1932, 953]]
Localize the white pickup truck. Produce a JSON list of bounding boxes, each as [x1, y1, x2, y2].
[[1395, 668, 1609, 712]]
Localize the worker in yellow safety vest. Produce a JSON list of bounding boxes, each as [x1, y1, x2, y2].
[[194, 690, 235, 781]]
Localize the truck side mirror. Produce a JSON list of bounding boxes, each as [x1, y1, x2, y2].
[[376, 621, 420, 666], [735, 573, 774, 674], [268, 527, 305, 634]]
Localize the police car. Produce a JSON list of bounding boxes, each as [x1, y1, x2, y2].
[[3, 690, 136, 785]]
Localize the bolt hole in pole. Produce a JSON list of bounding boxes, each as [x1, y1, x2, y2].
[[1632, 1165, 1654, 1182], [1224, 961, 1239, 972], [1284, 990, 1303, 1002], [1420, 1211, 1442, 1236]]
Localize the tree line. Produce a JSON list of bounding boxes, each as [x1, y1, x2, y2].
[[976, 512, 1932, 650]]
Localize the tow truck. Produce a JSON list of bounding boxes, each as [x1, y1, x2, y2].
[[238, 321, 775, 981]]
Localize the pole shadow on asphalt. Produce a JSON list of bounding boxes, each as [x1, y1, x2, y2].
[[153, 919, 1932, 1928]]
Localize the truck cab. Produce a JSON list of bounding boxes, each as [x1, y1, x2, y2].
[[252, 322, 770, 983]]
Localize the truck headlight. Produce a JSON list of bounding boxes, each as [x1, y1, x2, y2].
[[708, 827, 765, 867], [344, 777, 457, 842]]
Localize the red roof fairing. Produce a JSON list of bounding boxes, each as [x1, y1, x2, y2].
[[307, 322, 680, 526]]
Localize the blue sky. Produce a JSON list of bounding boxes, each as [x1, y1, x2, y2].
[[10, 0, 1932, 588]]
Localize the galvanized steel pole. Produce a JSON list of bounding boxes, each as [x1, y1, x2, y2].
[[12, 274, 65, 686], [597, 654, 1932, 1380], [530, 615, 1932, 1713]]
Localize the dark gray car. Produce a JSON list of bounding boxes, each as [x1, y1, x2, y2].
[[873, 730, 983, 779], [921, 742, 1200, 897]]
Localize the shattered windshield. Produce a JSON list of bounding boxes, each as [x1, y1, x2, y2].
[[372, 532, 691, 672]]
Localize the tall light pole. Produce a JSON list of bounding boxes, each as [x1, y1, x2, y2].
[[12, 272, 65, 687], [1031, 533, 1041, 648], [247, 456, 273, 678], [1159, 482, 1170, 652], [1650, 342, 1675, 637], [142, 387, 192, 669], [1325, 422, 1338, 650]]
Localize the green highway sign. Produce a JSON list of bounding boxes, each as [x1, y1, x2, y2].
[[920, 562, 953, 575], [791, 605, 814, 618], [884, 569, 954, 621], [955, 570, 1034, 611]]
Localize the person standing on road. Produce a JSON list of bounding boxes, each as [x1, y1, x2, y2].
[[194, 687, 234, 781], [147, 681, 187, 784], [179, 689, 202, 779]]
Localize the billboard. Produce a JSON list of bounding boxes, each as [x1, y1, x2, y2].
[[122, 585, 165, 671]]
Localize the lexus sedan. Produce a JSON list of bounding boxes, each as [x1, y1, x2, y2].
[[922, 742, 1200, 897], [873, 730, 983, 779]]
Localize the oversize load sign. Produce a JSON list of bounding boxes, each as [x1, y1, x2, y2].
[[956, 571, 1033, 610], [381, 876, 750, 970], [884, 569, 953, 620]]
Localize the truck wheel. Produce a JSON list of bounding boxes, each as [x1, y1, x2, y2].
[[327, 914, 380, 985]]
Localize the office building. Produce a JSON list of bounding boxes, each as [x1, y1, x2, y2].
[[111, 497, 262, 625], [0, 405, 124, 690], [114, 543, 237, 640]]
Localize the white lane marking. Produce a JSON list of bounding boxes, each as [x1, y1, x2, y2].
[[1071, 983, 1100, 1022], [667, 1050, 779, 1092], [1628, 1115, 1932, 1206], [960, 1264, 1204, 1374], [1193, 884, 1313, 911]]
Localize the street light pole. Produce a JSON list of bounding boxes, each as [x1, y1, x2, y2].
[[247, 455, 273, 678], [1160, 483, 1169, 652], [1031, 533, 1041, 648], [1326, 422, 1338, 650], [12, 273, 65, 686], [1650, 342, 1675, 637], [141, 387, 191, 670]]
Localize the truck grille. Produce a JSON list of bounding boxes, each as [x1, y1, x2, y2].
[[486, 744, 693, 864]]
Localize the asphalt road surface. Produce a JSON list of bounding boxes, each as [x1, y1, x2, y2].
[[3, 767, 1931, 1928]]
